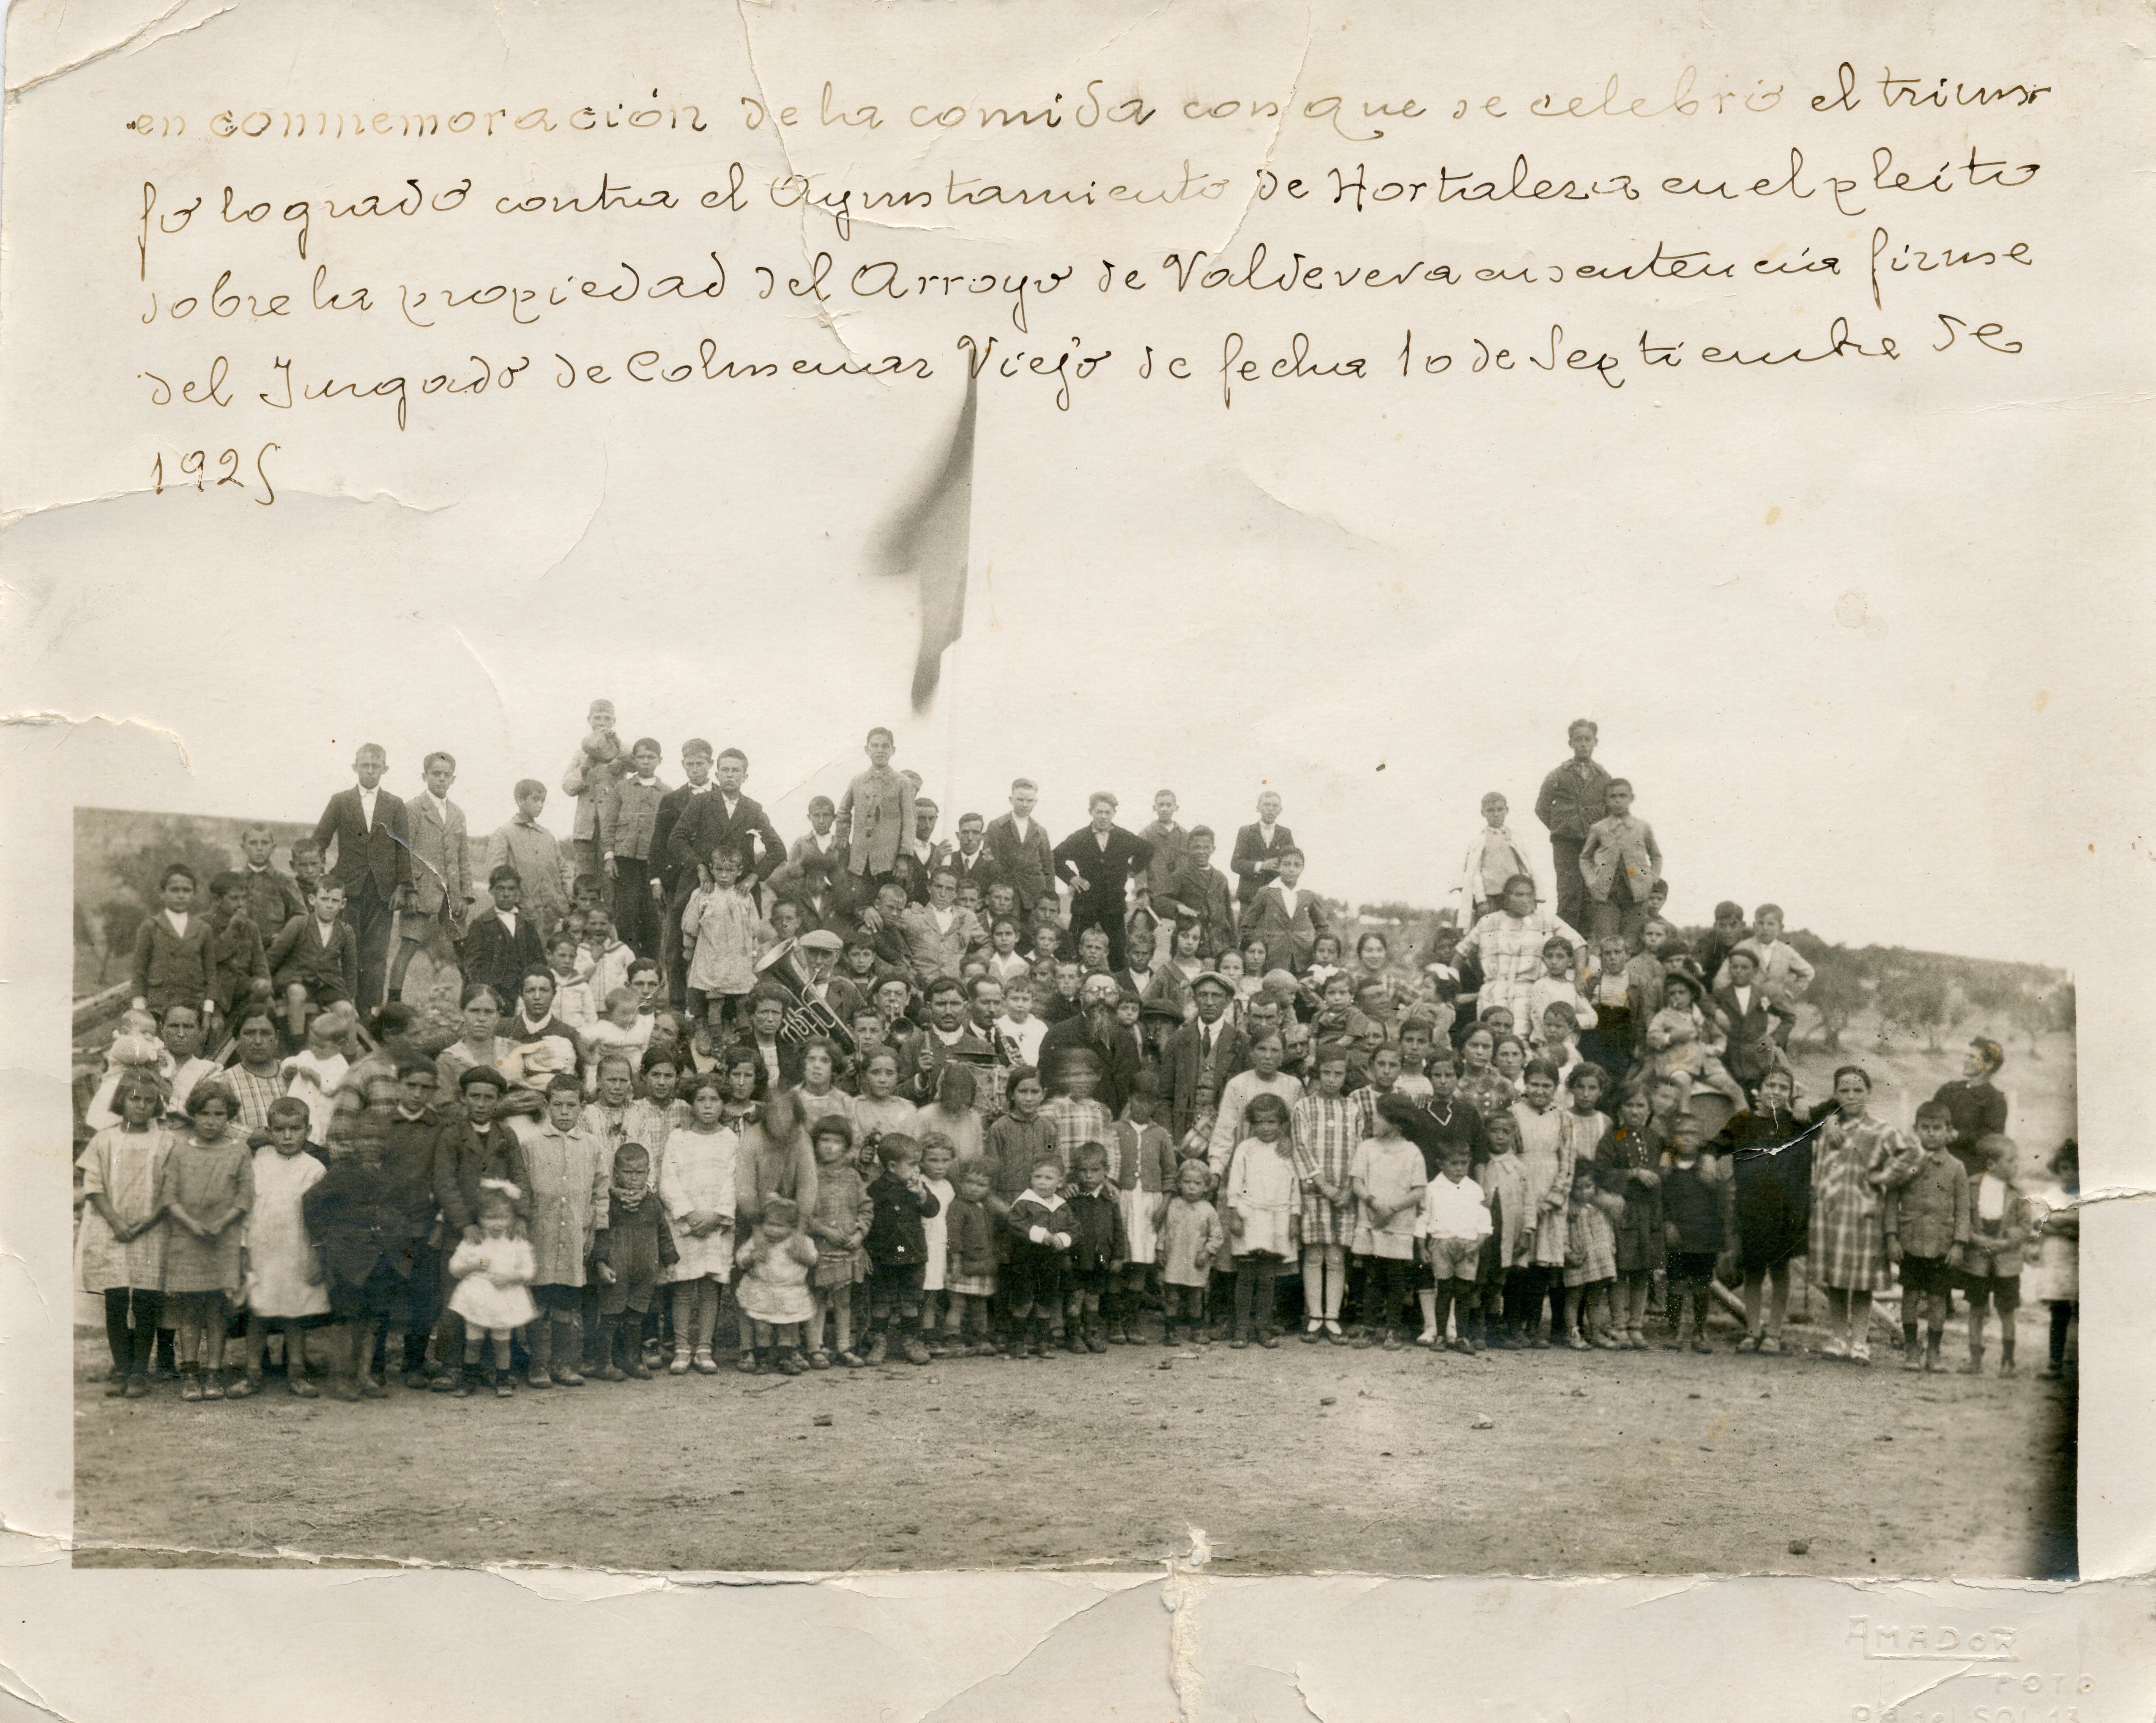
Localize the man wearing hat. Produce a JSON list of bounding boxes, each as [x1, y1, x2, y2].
[[1040, 972, 1143, 1114], [791, 928, 865, 1040], [1162, 972, 1250, 1143]]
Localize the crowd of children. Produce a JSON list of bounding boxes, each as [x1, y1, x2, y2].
[[76, 715, 2080, 1400]]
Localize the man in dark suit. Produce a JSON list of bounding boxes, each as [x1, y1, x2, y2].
[[983, 778, 1056, 913], [941, 811, 1001, 899], [1161, 971, 1250, 1141], [460, 867, 547, 1008], [665, 745, 785, 894], [312, 742, 412, 1014], [1038, 972, 1144, 1113], [1052, 792, 1153, 972], [1229, 790, 1294, 907], [652, 739, 720, 1008]]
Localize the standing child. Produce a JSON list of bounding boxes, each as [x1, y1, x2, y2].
[[158, 1083, 253, 1400], [1576, 779, 1661, 945], [233, 1097, 330, 1397], [1508, 1061, 1576, 1348], [661, 1073, 739, 1374], [1561, 1163, 1622, 1349], [804, 1116, 873, 1367], [862, 1134, 941, 1366], [2030, 1139, 2079, 1378], [1809, 1065, 1921, 1364], [1959, 1133, 2038, 1377], [1659, 1120, 1728, 1352], [917, 1064, 985, 1166], [733, 1197, 820, 1372], [520, 1075, 610, 1387], [682, 843, 760, 1046], [850, 1049, 919, 1154], [1156, 1159, 1223, 1346], [1223, 1092, 1298, 1348], [1420, 1137, 1493, 1353], [1288, 1043, 1358, 1343], [445, 1183, 539, 1397], [1472, 1110, 1527, 1348], [942, 1159, 1000, 1354], [1004, 1154, 1075, 1358], [1061, 1143, 1129, 1352], [1108, 1081, 1176, 1343], [590, 1143, 677, 1379], [1597, 1088, 1664, 1350], [917, 1134, 959, 1353], [1884, 1100, 1972, 1372], [1715, 1066, 1811, 1354], [77, 1074, 175, 1397], [1349, 1093, 1428, 1349]]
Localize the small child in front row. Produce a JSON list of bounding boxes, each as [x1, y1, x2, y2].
[[590, 1142, 677, 1379], [1470, 1109, 1525, 1348], [1006, 1153, 1075, 1358], [1421, 1139, 1493, 1352], [1063, 1142, 1129, 1352], [159, 1082, 254, 1400], [2032, 1138, 2078, 1379], [446, 1183, 539, 1397], [862, 1132, 941, 1367], [1349, 1093, 1428, 1350], [805, 1117, 872, 1367], [918, 1134, 959, 1352], [235, 1097, 329, 1398], [1561, 1163, 1622, 1349], [942, 1159, 999, 1354], [1960, 1132, 2037, 1378], [1660, 1121, 1727, 1352], [1224, 1092, 1297, 1349], [1109, 1082, 1176, 1344], [1157, 1160, 1223, 1347], [1884, 1099, 1970, 1373], [733, 1196, 819, 1373]]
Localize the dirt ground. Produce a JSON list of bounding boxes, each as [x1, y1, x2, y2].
[[71, 1297, 2073, 1578], [69, 1022, 2077, 1578]]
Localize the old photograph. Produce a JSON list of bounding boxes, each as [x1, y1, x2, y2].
[[66, 707, 2077, 1575]]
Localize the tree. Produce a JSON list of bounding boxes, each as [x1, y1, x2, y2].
[[1877, 971, 1952, 1052], [1807, 955, 1867, 1052]]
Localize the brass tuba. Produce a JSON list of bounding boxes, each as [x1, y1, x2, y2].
[[752, 938, 857, 1056]]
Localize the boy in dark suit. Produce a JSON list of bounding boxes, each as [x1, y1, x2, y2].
[[984, 778, 1055, 913], [235, 825, 308, 948], [312, 743, 412, 1014], [461, 867, 547, 1008], [1229, 791, 1294, 906], [206, 872, 271, 1026], [267, 881, 360, 1041], [1053, 793, 1152, 971]]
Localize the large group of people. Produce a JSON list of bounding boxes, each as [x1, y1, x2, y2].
[[77, 711, 2079, 1405]]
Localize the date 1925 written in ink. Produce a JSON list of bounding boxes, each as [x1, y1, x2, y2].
[[148, 443, 278, 504]]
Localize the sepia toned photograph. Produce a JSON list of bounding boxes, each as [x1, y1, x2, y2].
[[68, 707, 2078, 1577]]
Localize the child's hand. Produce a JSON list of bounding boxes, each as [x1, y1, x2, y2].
[[1886, 1237, 1903, 1265], [1634, 1168, 1660, 1189], [1663, 1222, 1680, 1248], [1052, 1232, 1073, 1251], [1947, 1244, 1965, 1270], [596, 1262, 618, 1285]]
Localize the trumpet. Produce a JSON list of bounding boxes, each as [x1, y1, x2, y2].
[[752, 938, 857, 1056]]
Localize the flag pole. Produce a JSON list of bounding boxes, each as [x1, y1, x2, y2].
[[943, 630, 961, 825]]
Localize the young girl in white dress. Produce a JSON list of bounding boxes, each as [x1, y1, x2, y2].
[[662, 1072, 740, 1375], [446, 1182, 539, 1397], [232, 1097, 330, 1398]]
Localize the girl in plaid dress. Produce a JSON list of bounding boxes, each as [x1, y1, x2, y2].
[[1508, 1061, 1577, 1346], [1288, 1042, 1359, 1343], [1808, 1065, 1922, 1364]]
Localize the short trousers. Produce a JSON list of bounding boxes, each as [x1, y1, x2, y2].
[[1961, 1271, 2022, 1311], [1067, 1267, 1111, 1297], [1425, 1237, 1482, 1282], [328, 1260, 405, 1323], [531, 1282, 583, 1315], [1897, 1254, 1952, 1296], [869, 1261, 927, 1305], [1667, 1250, 1719, 1285]]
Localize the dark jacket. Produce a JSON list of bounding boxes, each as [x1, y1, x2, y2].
[[1533, 759, 1612, 845], [1063, 1186, 1127, 1274], [303, 1153, 432, 1285], [234, 867, 307, 948], [211, 910, 269, 1010], [460, 909, 546, 1007], [131, 912, 217, 1011], [1155, 858, 1238, 958], [1660, 1160, 1725, 1254], [1406, 1093, 1489, 1178], [863, 1170, 940, 1267], [1161, 1018, 1250, 1140], [1038, 1014, 1144, 1114], [378, 1107, 449, 1238], [591, 1190, 678, 1301], [1710, 984, 1793, 1087], [268, 914, 361, 997], [983, 813, 1055, 910], [666, 791, 785, 885], [1051, 825, 1153, 918], [314, 786, 412, 900], [1229, 822, 1295, 903], [945, 1193, 998, 1279], [434, 1118, 534, 1234]]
